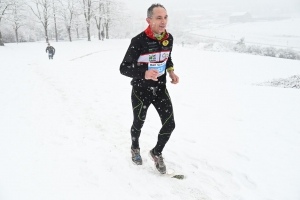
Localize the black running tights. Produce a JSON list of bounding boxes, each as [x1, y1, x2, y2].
[[130, 86, 175, 154]]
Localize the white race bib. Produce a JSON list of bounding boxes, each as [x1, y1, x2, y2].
[[148, 60, 167, 77]]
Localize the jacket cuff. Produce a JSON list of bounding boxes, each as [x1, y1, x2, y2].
[[166, 67, 174, 72]]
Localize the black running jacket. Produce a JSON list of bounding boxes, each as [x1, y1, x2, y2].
[[120, 26, 174, 87]]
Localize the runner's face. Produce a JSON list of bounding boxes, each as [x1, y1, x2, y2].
[[146, 7, 168, 34]]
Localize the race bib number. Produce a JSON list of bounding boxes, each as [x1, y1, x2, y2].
[[148, 60, 167, 77]]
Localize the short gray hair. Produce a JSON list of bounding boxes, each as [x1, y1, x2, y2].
[[147, 3, 166, 18]]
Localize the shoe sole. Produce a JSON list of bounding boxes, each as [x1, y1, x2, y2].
[[132, 160, 143, 165]]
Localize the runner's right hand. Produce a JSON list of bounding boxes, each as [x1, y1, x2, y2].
[[145, 69, 159, 81]]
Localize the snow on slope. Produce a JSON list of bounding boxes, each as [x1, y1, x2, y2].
[[0, 40, 300, 200]]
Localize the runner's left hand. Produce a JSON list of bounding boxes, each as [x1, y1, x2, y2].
[[168, 71, 179, 84]]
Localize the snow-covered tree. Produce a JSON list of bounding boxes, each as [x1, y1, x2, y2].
[[52, 0, 58, 42], [101, 0, 127, 39], [73, 13, 82, 38], [28, 0, 52, 43], [0, 0, 141, 43], [57, 0, 78, 42], [94, 0, 104, 40], [79, 0, 96, 41], [101, 0, 110, 39], [0, 0, 12, 46], [7, 0, 28, 43]]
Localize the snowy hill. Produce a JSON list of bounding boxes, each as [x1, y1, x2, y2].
[[190, 18, 300, 50], [1, 39, 300, 200]]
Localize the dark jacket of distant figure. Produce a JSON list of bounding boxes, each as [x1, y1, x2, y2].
[[46, 46, 55, 54], [120, 26, 174, 88]]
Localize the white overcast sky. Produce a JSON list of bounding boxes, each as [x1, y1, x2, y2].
[[124, 0, 300, 14]]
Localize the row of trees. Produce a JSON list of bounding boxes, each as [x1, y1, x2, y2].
[[0, 0, 128, 46]]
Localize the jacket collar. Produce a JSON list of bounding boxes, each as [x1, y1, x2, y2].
[[144, 25, 169, 41]]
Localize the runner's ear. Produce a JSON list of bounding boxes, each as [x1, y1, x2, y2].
[[146, 18, 151, 25]]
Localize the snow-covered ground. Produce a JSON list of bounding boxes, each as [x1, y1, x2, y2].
[[190, 18, 300, 50], [1, 39, 300, 200]]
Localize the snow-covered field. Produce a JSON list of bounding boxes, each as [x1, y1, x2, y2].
[[1, 39, 300, 200], [190, 18, 300, 49]]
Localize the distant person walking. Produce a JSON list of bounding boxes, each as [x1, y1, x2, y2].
[[101, 30, 105, 41], [46, 43, 55, 59]]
